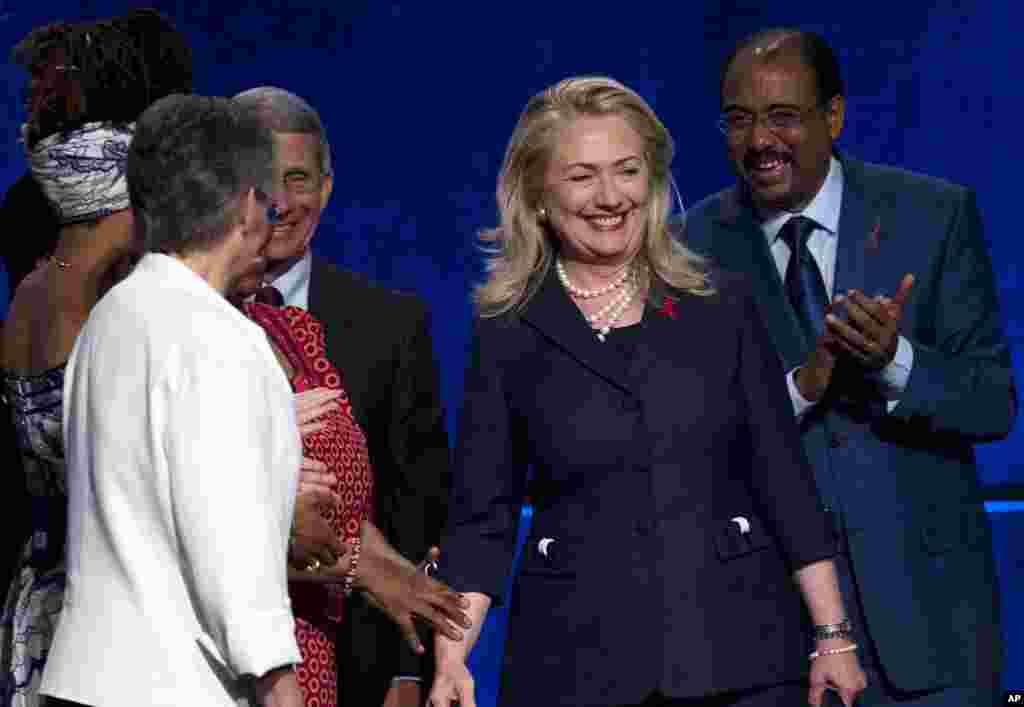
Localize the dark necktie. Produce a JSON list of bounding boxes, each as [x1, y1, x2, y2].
[[254, 285, 284, 307], [780, 215, 828, 343]]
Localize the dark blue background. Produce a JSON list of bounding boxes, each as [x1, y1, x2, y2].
[[1, 1, 1019, 701]]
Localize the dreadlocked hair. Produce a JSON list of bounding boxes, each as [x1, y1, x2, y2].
[[14, 8, 193, 148]]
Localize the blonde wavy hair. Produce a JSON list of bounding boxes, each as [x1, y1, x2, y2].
[[475, 76, 714, 318]]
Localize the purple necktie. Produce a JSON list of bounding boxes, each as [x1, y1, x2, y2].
[[780, 215, 828, 344], [254, 285, 284, 307]]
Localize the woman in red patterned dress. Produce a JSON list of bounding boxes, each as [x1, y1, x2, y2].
[[243, 298, 468, 707], [246, 300, 364, 707]]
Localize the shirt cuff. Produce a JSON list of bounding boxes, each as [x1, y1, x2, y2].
[[392, 676, 423, 684], [874, 336, 914, 409], [787, 368, 817, 420]]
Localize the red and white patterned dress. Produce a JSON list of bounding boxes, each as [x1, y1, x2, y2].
[[246, 302, 374, 707]]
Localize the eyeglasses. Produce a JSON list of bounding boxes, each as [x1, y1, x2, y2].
[[253, 187, 282, 225], [716, 105, 824, 140]]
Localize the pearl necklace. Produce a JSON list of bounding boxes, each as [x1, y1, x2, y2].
[[555, 259, 629, 299], [558, 259, 644, 342]]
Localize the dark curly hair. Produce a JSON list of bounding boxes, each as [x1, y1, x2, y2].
[[2, 9, 193, 301], [13, 8, 193, 147], [127, 94, 274, 256]]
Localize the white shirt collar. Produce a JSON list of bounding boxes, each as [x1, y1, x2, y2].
[[136, 253, 248, 322], [760, 156, 844, 243], [267, 250, 312, 309]]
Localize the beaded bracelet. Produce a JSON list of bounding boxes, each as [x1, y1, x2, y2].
[[342, 539, 362, 597], [809, 642, 859, 660]]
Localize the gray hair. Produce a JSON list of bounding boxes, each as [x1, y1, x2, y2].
[[128, 94, 274, 256], [232, 86, 332, 177]]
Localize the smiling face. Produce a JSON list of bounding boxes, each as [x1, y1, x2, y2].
[[262, 131, 332, 274], [721, 51, 843, 212], [542, 114, 650, 267]]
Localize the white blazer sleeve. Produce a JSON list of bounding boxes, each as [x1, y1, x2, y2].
[[162, 344, 301, 679]]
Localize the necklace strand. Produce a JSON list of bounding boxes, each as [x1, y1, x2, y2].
[[557, 259, 644, 342], [556, 259, 629, 299]]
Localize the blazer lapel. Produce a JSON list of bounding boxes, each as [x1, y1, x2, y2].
[[308, 255, 354, 369], [520, 268, 633, 395], [711, 187, 810, 370], [832, 155, 873, 302]]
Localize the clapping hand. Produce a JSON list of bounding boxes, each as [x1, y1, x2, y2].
[[355, 522, 472, 654], [825, 274, 914, 371]]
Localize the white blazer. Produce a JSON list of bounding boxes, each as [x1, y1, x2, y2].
[[41, 254, 302, 706]]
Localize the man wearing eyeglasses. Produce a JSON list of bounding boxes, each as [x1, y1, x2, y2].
[[233, 87, 451, 707], [685, 28, 1013, 707]]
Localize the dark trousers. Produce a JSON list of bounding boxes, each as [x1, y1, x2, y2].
[[615, 682, 807, 707]]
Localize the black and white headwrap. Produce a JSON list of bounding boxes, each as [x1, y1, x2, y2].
[[26, 121, 134, 225]]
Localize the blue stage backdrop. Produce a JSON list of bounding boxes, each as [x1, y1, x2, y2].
[[1, 0, 1020, 699]]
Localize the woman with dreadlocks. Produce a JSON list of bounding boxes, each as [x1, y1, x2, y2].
[[0, 11, 191, 705]]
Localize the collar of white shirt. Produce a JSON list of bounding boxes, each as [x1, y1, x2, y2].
[[759, 156, 844, 244], [137, 253, 254, 324], [268, 250, 312, 310]]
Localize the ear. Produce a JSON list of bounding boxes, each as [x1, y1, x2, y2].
[[319, 172, 334, 211], [826, 94, 845, 141]]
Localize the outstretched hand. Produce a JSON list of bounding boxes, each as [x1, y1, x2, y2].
[[355, 523, 471, 654]]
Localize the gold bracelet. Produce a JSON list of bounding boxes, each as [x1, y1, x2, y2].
[[809, 642, 858, 660]]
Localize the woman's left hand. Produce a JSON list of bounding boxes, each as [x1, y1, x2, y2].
[[808, 644, 868, 706]]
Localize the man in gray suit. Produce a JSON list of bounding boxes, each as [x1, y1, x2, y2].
[[685, 28, 1014, 706]]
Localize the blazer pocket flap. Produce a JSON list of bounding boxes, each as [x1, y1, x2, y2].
[[714, 514, 773, 561], [518, 535, 577, 578]]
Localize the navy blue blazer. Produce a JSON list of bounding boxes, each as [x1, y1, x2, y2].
[[442, 269, 836, 707], [684, 153, 1014, 692]]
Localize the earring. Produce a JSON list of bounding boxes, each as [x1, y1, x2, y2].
[[538, 207, 548, 221]]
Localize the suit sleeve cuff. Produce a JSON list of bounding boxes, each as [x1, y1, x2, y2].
[[787, 368, 817, 419], [874, 336, 914, 410], [213, 608, 301, 679]]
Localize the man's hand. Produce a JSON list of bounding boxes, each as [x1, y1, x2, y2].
[[289, 488, 346, 569], [826, 274, 914, 371], [356, 522, 471, 654], [795, 328, 840, 403]]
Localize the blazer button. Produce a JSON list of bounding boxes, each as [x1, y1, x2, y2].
[[829, 432, 848, 448], [634, 519, 653, 536], [621, 396, 641, 412]]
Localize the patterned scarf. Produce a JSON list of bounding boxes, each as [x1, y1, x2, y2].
[[25, 121, 134, 225]]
